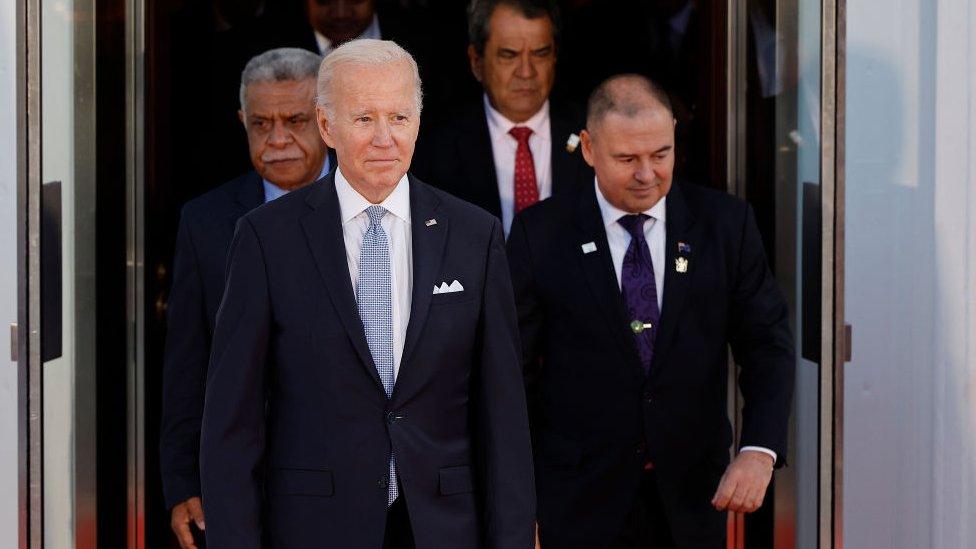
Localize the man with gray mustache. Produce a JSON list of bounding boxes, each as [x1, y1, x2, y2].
[[160, 47, 331, 549]]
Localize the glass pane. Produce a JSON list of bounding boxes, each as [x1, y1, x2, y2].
[[40, 0, 96, 545], [743, 0, 821, 546], [844, 1, 976, 547], [1, 0, 20, 545]]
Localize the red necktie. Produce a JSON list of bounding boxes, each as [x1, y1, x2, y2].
[[509, 126, 539, 213]]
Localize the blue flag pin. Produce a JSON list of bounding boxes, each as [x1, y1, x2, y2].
[[678, 242, 691, 254]]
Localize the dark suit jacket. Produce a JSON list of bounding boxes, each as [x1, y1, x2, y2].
[[506, 182, 795, 548], [160, 171, 264, 509], [412, 101, 593, 220], [200, 172, 536, 549]]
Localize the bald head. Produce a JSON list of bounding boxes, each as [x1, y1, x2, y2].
[[585, 74, 673, 131]]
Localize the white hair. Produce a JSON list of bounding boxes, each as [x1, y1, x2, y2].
[[315, 39, 424, 118], [239, 48, 323, 112]]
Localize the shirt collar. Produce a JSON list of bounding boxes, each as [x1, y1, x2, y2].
[[483, 93, 550, 139], [315, 14, 382, 56], [334, 166, 411, 225], [593, 177, 667, 229], [262, 157, 331, 203]]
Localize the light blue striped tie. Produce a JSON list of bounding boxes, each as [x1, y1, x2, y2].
[[356, 205, 399, 505]]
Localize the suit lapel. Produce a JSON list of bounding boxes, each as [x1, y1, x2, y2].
[[549, 105, 584, 195], [457, 108, 502, 218], [398, 178, 447, 371], [575, 185, 644, 377], [650, 183, 699, 379], [299, 174, 385, 392], [233, 171, 265, 213]]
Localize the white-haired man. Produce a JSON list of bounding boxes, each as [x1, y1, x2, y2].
[[160, 47, 329, 549], [200, 39, 536, 549]]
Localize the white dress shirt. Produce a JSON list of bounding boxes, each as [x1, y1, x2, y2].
[[483, 94, 552, 236], [593, 178, 777, 463], [262, 156, 332, 203], [334, 168, 413, 380], [315, 14, 382, 57]]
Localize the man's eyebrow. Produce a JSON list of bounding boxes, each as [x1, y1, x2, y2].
[[653, 145, 673, 154]]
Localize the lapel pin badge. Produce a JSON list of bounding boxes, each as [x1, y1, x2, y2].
[[425, 218, 437, 227], [675, 257, 689, 273], [565, 133, 581, 153], [581, 241, 597, 254], [678, 241, 691, 254]]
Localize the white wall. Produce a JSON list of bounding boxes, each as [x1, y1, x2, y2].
[[844, 0, 976, 546], [0, 1, 21, 548]]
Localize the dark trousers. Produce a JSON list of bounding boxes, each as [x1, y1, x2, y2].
[[611, 469, 676, 549], [383, 497, 416, 549]]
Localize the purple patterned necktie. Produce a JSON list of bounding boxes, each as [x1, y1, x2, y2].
[[618, 214, 661, 376]]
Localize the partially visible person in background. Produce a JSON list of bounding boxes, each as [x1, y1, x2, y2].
[[159, 47, 329, 549], [413, 0, 591, 237], [302, 0, 383, 56]]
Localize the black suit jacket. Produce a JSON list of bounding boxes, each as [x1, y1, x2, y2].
[[160, 171, 264, 509], [200, 173, 536, 549], [506, 182, 794, 548], [412, 101, 593, 220]]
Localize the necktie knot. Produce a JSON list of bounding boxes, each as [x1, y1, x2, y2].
[[365, 205, 387, 227], [509, 126, 533, 144], [618, 213, 650, 240]]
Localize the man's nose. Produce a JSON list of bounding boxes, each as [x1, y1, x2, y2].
[[634, 159, 656, 183], [267, 120, 292, 146], [515, 53, 537, 79], [371, 119, 394, 147]]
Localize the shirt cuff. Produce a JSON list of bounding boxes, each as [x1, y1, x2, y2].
[[740, 446, 777, 463]]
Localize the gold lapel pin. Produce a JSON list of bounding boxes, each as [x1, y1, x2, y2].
[[425, 218, 437, 227], [565, 133, 581, 153], [675, 257, 689, 273]]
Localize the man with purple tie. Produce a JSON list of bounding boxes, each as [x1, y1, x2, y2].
[[506, 74, 795, 548]]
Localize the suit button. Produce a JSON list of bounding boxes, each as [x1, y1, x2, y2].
[[387, 412, 401, 424], [636, 443, 647, 455], [643, 391, 653, 404], [378, 477, 389, 489]]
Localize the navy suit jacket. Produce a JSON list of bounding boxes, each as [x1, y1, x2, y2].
[[160, 171, 265, 509], [412, 101, 593, 219], [506, 182, 795, 548], [200, 172, 536, 549]]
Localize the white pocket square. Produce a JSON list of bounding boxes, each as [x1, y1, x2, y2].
[[433, 280, 464, 294]]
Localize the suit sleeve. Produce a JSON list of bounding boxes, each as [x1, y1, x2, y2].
[[476, 218, 537, 549], [200, 217, 270, 548], [728, 205, 796, 466], [505, 215, 545, 429], [159, 211, 209, 509]]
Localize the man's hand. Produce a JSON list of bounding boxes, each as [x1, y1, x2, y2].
[[170, 496, 206, 549], [534, 522, 542, 549], [711, 451, 774, 513]]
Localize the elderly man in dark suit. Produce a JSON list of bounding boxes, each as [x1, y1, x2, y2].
[[413, 0, 592, 237], [200, 39, 536, 549], [159, 47, 330, 549], [506, 74, 795, 548]]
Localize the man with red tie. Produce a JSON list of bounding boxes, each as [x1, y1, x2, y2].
[[412, 0, 592, 236]]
